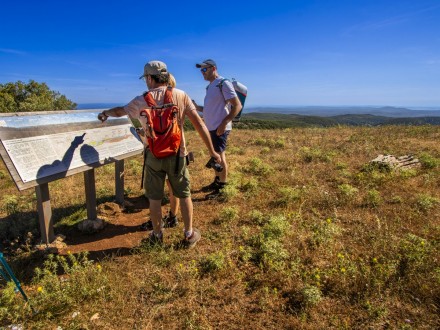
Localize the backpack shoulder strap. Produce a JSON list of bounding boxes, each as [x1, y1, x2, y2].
[[218, 78, 229, 90], [217, 78, 229, 103], [164, 86, 174, 105], [143, 91, 157, 107]]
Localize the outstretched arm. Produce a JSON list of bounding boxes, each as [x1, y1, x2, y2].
[[98, 106, 127, 122]]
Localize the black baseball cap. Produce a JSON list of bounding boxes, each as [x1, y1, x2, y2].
[[195, 59, 217, 68]]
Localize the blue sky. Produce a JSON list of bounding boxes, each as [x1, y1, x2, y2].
[[1, 0, 439, 108]]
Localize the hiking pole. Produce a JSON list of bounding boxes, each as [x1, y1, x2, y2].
[[0, 252, 29, 302]]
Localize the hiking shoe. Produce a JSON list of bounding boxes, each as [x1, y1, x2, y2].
[[162, 211, 178, 228], [140, 220, 154, 231], [205, 189, 224, 200], [180, 228, 201, 249], [140, 211, 178, 231], [205, 183, 227, 200], [201, 179, 220, 192], [143, 231, 163, 246]]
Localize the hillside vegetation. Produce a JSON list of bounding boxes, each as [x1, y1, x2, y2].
[[1, 126, 439, 329], [234, 112, 440, 129]]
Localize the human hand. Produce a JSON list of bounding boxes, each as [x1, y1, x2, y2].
[[211, 152, 221, 165], [98, 111, 108, 122], [216, 123, 227, 136]]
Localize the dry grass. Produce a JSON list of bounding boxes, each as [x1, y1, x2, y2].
[[1, 126, 439, 329]]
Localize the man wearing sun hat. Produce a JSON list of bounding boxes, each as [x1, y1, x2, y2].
[[193, 59, 242, 199], [98, 60, 220, 248]]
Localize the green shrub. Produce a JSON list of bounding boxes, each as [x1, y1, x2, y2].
[[300, 285, 322, 307], [241, 178, 259, 194], [399, 168, 418, 179], [299, 147, 334, 163], [0, 281, 24, 323], [416, 194, 439, 213], [55, 208, 87, 228], [310, 218, 341, 248], [1, 195, 19, 215], [247, 210, 265, 225], [262, 215, 289, 239], [273, 187, 302, 207], [221, 184, 239, 202], [398, 234, 431, 277], [248, 215, 290, 270], [338, 184, 358, 203], [126, 159, 143, 175], [218, 206, 239, 223], [199, 252, 227, 274], [253, 138, 285, 148], [242, 158, 274, 176], [418, 152, 439, 169], [3, 252, 110, 323], [228, 146, 245, 155], [364, 189, 382, 207], [258, 239, 289, 269], [260, 146, 270, 154]]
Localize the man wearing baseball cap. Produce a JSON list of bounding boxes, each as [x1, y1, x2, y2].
[[98, 60, 221, 248], [193, 59, 242, 199]]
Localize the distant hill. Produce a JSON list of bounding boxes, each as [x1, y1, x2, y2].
[[245, 106, 440, 118], [235, 112, 440, 129], [76, 104, 440, 128]]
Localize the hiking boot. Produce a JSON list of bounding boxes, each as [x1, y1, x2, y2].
[[201, 178, 220, 192], [143, 231, 163, 246], [162, 211, 178, 228], [140, 219, 154, 231], [180, 228, 201, 249], [205, 189, 224, 200], [140, 211, 178, 231], [205, 183, 227, 200]]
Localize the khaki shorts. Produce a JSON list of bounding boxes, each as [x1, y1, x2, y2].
[[143, 151, 191, 200]]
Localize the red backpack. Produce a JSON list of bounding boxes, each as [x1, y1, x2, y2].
[[140, 87, 181, 159]]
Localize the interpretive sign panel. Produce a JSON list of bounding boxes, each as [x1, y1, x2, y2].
[[0, 110, 143, 190]]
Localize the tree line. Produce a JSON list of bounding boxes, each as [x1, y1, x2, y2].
[[0, 80, 76, 113]]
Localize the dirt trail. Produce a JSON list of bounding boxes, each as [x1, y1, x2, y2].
[[59, 196, 151, 258]]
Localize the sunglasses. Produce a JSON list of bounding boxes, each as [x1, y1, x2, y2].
[[200, 66, 212, 73]]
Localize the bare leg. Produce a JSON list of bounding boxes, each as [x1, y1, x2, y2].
[[148, 199, 162, 235], [179, 197, 193, 233], [215, 151, 228, 183], [166, 179, 179, 216]]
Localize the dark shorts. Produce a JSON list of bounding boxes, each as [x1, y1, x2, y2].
[[209, 130, 230, 153], [143, 151, 191, 200]]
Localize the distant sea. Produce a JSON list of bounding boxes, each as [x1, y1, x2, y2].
[[76, 103, 121, 110]]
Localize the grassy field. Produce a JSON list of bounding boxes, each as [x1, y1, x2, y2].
[[1, 126, 439, 329]]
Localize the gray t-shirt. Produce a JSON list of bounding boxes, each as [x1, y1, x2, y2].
[[203, 77, 237, 131]]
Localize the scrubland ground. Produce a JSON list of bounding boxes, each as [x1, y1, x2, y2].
[[1, 126, 439, 329]]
